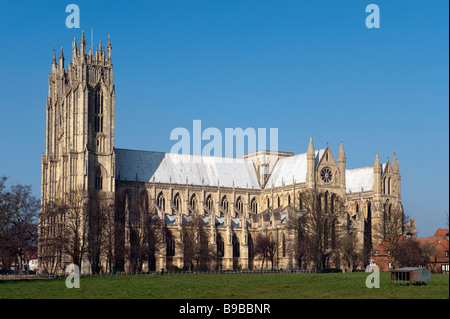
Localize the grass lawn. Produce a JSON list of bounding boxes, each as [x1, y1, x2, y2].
[[0, 272, 448, 299]]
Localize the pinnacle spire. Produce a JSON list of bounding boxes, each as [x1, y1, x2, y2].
[[107, 35, 112, 59], [338, 139, 346, 160], [392, 152, 399, 172], [51, 49, 57, 72], [59, 47, 64, 69], [72, 37, 78, 57], [80, 30, 86, 55], [374, 150, 380, 167], [307, 135, 314, 155]]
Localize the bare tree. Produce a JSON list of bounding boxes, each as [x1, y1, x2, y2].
[[0, 176, 13, 273], [113, 190, 127, 272], [254, 233, 277, 269], [4, 183, 39, 274], [286, 210, 313, 270], [420, 241, 437, 271], [38, 200, 65, 275], [373, 203, 409, 269], [340, 231, 362, 272], [102, 196, 117, 274], [86, 190, 114, 274], [287, 189, 347, 272], [119, 194, 167, 273], [0, 178, 39, 274], [59, 190, 89, 270], [142, 207, 165, 271], [180, 216, 215, 271]]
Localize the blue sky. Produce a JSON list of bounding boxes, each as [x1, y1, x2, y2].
[[0, 0, 448, 236]]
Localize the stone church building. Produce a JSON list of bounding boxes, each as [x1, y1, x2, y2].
[[38, 34, 411, 274]]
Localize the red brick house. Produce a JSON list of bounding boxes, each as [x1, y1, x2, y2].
[[371, 229, 449, 273]]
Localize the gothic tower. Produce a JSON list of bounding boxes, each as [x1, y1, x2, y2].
[[41, 31, 115, 206]]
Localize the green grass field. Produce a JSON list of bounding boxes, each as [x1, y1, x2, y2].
[[0, 272, 448, 299]]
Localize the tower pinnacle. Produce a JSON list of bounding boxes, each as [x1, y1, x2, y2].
[[307, 135, 315, 155], [338, 139, 346, 161]]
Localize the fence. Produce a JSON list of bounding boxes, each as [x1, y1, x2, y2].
[[0, 268, 315, 280]]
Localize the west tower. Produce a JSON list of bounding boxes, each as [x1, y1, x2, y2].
[[39, 32, 115, 273], [41, 31, 115, 205]]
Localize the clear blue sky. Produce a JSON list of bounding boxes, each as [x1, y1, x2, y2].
[[0, 1, 448, 236]]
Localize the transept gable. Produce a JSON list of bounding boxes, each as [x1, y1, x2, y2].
[[315, 144, 337, 170], [315, 145, 339, 187]]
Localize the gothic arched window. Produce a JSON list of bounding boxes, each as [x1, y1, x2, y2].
[[174, 193, 182, 211], [95, 169, 102, 190], [250, 197, 258, 214], [190, 194, 198, 213], [232, 234, 240, 258], [157, 192, 165, 211], [206, 195, 214, 212], [236, 197, 243, 213], [221, 196, 229, 213]]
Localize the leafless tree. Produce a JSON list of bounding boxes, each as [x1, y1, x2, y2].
[[102, 196, 116, 274], [118, 192, 167, 273], [113, 190, 127, 272], [0, 176, 13, 273], [38, 199, 65, 275], [57, 190, 89, 271], [87, 190, 113, 274], [126, 197, 146, 273], [287, 189, 347, 272], [0, 181, 39, 274], [340, 231, 362, 272], [254, 232, 277, 269], [180, 216, 215, 271], [420, 241, 436, 269], [142, 206, 165, 271], [372, 203, 409, 269], [286, 210, 313, 270]]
